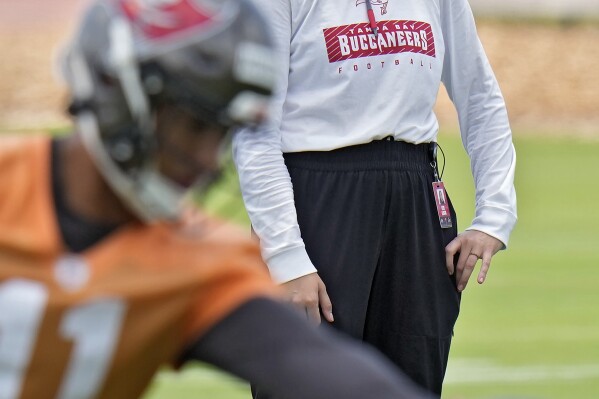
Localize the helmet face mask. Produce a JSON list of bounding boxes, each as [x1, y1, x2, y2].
[[61, 0, 275, 222]]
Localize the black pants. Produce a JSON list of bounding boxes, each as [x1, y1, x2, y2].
[[252, 140, 460, 398]]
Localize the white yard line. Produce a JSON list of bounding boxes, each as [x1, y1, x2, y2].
[[446, 359, 599, 384], [155, 360, 599, 385]]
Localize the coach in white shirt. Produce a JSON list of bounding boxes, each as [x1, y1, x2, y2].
[[234, 0, 517, 396]]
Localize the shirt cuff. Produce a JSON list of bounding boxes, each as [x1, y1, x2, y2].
[[466, 205, 517, 249], [266, 246, 318, 284]]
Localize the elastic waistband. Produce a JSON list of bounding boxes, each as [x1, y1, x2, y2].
[[283, 140, 433, 172]]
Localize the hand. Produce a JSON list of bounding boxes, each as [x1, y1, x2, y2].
[[445, 230, 504, 292], [282, 272, 334, 325]]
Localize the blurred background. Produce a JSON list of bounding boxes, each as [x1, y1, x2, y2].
[[1, 0, 598, 135], [1, 1, 598, 398]]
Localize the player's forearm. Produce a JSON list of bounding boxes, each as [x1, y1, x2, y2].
[[184, 298, 431, 399]]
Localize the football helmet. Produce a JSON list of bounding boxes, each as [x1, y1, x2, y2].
[[61, 0, 276, 221]]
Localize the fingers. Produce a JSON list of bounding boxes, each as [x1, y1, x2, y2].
[[288, 289, 321, 324], [453, 243, 472, 290], [283, 273, 334, 325], [305, 300, 321, 325], [445, 238, 461, 275], [446, 230, 503, 292], [318, 280, 334, 323], [477, 251, 492, 284], [456, 252, 479, 292]]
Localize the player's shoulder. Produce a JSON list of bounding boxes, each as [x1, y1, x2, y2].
[[0, 134, 59, 253], [0, 134, 48, 163], [0, 134, 51, 198], [175, 210, 256, 247], [112, 212, 264, 275], [133, 210, 259, 257]]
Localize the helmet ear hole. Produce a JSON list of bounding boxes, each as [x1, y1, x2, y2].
[[143, 73, 164, 97], [140, 63, 167, 102], [109, 139, 135, 163], [104, 124, 154, 172]]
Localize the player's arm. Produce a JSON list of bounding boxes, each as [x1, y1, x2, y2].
[[179, 298, 431, 399]]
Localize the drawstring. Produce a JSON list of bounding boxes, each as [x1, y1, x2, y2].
[[365, 0, 378, 37]]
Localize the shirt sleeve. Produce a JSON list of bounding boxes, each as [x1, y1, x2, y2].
[[440, 0, 517, 247], [232, 0, 317, 283]]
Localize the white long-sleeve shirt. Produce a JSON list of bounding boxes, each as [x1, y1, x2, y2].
[[233, 0, 517, 284]]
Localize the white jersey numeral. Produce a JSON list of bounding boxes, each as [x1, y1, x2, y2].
[[0, 279, 127, 399], [0, 280, 48, 399], [56, 299, 126, 399]]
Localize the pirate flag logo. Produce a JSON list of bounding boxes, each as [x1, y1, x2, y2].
[[355, 0, 389, 15]]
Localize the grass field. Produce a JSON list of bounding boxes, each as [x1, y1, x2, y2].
[[144, 131, 599, 399]]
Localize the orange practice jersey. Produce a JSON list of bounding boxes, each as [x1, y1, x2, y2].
[[0, 136, 279, 399]]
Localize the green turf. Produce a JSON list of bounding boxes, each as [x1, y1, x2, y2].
[[144, 365, 250, 399], [440, 132, 599, 399], [145, 132, 599, 399]]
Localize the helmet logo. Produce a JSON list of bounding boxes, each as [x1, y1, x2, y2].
[[119, 0, 214, 40]]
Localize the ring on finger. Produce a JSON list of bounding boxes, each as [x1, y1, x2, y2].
[[469, 252, 481, 259]]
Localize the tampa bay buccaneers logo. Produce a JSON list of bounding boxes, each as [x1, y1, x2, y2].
[[356, 0, 389, 15]]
